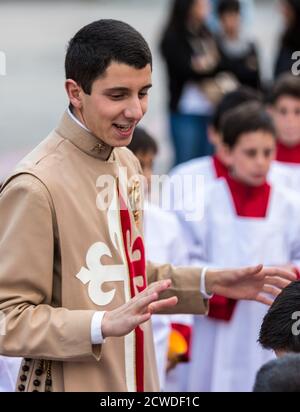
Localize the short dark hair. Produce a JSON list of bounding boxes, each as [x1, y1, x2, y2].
[[221, 101, 276, 149], [217, 0, 240, 17], [258, 280, 300, 353], [253, 354, 300, 392], [212, 87, 262, 132], [270, 73, 300, 104], [65, 19, 152, 94], [127, 127, 158, 155]]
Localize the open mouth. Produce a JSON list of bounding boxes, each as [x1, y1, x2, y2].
[[113, 123, 135, 137]]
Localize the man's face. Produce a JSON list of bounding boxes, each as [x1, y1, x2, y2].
[[272, 95, 300, 147], [71, 62, 152, 147], [227, 131, 275, 186]]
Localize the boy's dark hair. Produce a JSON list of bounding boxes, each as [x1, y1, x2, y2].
[[253, 354, 300, 392], [127, 127, 158, 155], [270, 73, 300, 104], [217, 0, 240, 17], [258, 280, 300, 353], [65, 19, 152, 94], [212, 87, 261, 133], [221, 101, 276, 148]]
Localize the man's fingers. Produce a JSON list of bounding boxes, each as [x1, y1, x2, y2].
[[148, 296, 178, 314], [264, 276, 292, 290], [141, 279, 172, 298], [135, 292, 159, 312], [255, 293, 274, 306], [240, 264, 263, 277], [262, 284, 281, 298], [262, 267, 296, 281], [135, 312, 152, 326]]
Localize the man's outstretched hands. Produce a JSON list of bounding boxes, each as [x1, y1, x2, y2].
[[101, 279, 177, 338], [101, 265, 296, 339], [205, 264, 297, 305]]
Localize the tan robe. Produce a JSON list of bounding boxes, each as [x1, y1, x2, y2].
[[0, 112, 208, 392]]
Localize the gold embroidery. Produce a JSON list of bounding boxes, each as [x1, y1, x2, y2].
[[129, 180, 141, 225]]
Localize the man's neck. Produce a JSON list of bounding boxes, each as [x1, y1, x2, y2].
[[67, 106, 90, 132]]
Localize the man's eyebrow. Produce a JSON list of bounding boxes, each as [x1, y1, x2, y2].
[[104, 84, 152, 93]]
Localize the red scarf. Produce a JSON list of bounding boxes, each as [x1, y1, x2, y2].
[[276, 141, 300, 164], [212, 155, 228, 178]]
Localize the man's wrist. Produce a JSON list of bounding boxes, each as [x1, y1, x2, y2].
[[91, 311, 107, 344], [204, 269, 217, 296], [200, 267, 214, 298]]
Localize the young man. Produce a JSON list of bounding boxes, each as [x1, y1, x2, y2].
[[270, 73, 300, 191], [259, 280, 300, 356], [0, 20, 294, 393], [185, 102, 300, 392]]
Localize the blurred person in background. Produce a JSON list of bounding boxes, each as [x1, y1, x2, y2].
[[160, 0, 224, 165], [209, 0, 255, 32], [274, 0, 300, 77], [216, 0, 260, 90], [165, 86, 261, 219], [269, 73, 300, 191], [185, 102, 300, 391], [128, 127, 193, 391]]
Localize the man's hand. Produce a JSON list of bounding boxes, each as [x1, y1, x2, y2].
[[205, 265, 297, 305], [101, 279, 178, 338]]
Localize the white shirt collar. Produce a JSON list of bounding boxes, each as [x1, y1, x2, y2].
[[67, 107, 90, 132]]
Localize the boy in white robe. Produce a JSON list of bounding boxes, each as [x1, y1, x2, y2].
[[164, 87, 260, 222], [185, 102, 300, 392], [269, 73, 300, 191], [128, 127, 192, 391]]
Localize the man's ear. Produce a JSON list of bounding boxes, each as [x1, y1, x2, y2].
[[65, 79, 83, 109]]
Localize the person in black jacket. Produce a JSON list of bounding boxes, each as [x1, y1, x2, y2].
[[216, 0, 260, 89], [160, 0, 223, 165], [274, 0, 300, 77]]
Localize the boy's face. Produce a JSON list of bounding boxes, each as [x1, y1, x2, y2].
[[227, 130, 275, 186], [220, 12, 241, 37], [272, 95, 300, 147], [135, 150, 156, 192], [67, 62, 152, 147]]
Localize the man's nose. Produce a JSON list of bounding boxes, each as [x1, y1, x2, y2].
[[124, 98, 144, 121]]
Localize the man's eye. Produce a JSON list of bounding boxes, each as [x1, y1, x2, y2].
[[110, 95, 124, 99], [139, 92, 148, 98]]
